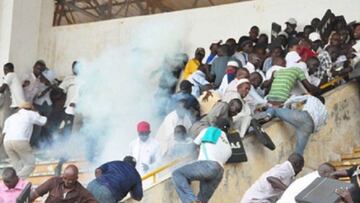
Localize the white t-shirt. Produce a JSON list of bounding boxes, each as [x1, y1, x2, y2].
[[3, 72, 25, 108], [194, 127, 232, 167], [59, 75, 77, 114], [3, 109, 47, 142], [129, 137, 161, 175], [241, 161, 296, 203], [277, 171, 320, 203]]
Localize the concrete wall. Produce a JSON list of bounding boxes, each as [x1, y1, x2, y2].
[[37, 0, 360, 77], [125, 82, 360, 203], [0, 0, 42, 78]]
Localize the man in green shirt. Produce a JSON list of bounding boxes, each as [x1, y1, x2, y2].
[[267, 67, 319, 106]]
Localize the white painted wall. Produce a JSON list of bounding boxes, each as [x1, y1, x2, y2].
[[0, 0, 14, 68], [0, 0, 42, 78], [37, 0, 360, 77]]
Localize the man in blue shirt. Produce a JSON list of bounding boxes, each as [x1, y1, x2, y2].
[[87, 156, 143, 203]]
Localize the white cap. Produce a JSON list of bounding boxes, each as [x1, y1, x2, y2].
[[309, 32, 321, 42], [286, 18, 297, 25], [227, 61, 239, 68], [278, 31, 289, 39], [236, 78, 250, 87]]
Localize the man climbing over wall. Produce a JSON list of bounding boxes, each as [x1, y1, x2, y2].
[[172, 118, 233, 203]]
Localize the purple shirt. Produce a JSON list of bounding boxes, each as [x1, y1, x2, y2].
[[0, 179, 28, 203]]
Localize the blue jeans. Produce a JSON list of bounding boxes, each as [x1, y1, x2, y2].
[[172, 160, 224, 203], [87, 179, 117, 203], [266, 108, 314, 155]]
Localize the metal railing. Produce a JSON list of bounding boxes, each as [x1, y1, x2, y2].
[[320, 77, 344, 89], [141, 158, 182, 184]]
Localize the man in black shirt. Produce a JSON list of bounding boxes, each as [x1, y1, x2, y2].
[[332, 165, 360, 203]]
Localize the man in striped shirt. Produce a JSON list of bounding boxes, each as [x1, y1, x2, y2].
[[267, 67, 319, 106]]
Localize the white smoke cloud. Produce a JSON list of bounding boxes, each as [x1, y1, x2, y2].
[[72, 19, 188, 165]]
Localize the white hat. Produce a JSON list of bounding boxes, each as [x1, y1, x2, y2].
[[236, 78, 250, 87], [42, 69, 56, 84], [227, 61, 239, 68], [309, 32, 321, 42], [286, 18, 297, 25], [278, 31, 289, 39], [285, 51, 301, 67]]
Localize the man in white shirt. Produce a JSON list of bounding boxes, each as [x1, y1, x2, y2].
[[129, 121, 161, 175], [266, 95, 327, 155], [172, 118, 232, 203], [0, 102, 47, 178], [241, 153, 304, 203], [22, 60, 46, 103], [0, 63, 25, 110], [58, 61, 78, 137], [277, 162, 336, 203], [188, 64, 212, 98]]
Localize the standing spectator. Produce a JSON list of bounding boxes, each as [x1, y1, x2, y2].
[[266, 95, 327, 155], [217, 61, 240, 95], [234, 39, 254, 67], [165, 125, 195, 159], [58, 61, 79, 137], [181, 48, 205, 80], [284, 18, 298, 38], [87, 156, 143, 203], [249, 26, 260, 44], [172, 118, 232, 203], [316, 45, 340, 83], [167, 80, 200, 116], [206, 41, 221, 65], [30, 165, 97, 202], [1, 102, 47, 178], [0, 63, 25, 111], [22, 60, 46, 103], [211, 44, 232, 88], [263, 44, 283, 72], [0, 167, 29, 203], [188, 64, 212, 98], [129, 121, 161, 175], [241, 153, 304, 203], [309, 32, 323, 53]]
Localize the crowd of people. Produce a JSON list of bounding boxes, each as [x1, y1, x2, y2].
[[0, 10, 359, 203]]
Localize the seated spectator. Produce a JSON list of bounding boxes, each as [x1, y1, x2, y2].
[[165, 125, 195, 159], [217, 60, 240, 95], [156, 100, 193, 155], [266, 66, 320, 106], [211, 44, 232, 88], [266, 95, 327, 155], [0, 167, 29, 203], [189, 98, 242, 138], [167, 80, 200, 117], [181, 48, 205, 80], [302, 25, 315, 39], [298, 38, 317, 62], [285, 45, 301, 67], [264, 56, 286, 82], [277, 162, 336, 203], [188, 64, 213, 98], [22, 60, 46, 103], [258, 33, 269, 46], [331, 164, 360, 203], [244, 53, 264, 78], [0, 63, 26, 111], [172, 118, 232, 203], [240, 153, 304, 203], [1, 102, 47, 178], [87, 156, 143, 203], [263, 44, 283, 73], [222, 69, 250, 102], [30, 164, 97, 202], [129, 121, 161, 175]]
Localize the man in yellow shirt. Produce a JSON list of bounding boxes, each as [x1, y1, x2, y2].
[[181, 48, 205, 80]]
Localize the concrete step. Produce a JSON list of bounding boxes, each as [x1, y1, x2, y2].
[[354, 147, 360, 153], [341, 152, 360, 160], [331, 160, 360, 167]]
